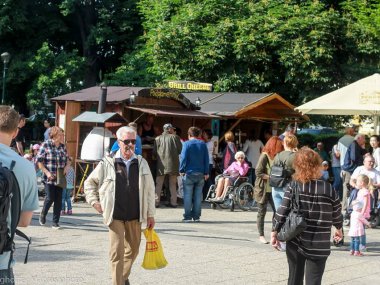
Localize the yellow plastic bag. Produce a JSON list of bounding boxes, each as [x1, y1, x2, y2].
[[141, 228, 168, 270]]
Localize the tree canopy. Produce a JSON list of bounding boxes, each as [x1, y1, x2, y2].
[[0, 0, 378, 122]]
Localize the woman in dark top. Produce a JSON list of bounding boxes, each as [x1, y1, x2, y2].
[[254, 136, 283, 244], [271, 147, 343, 285], [272, 134, 298, 211], [221, 131, 237, 171], [138, 114, 159, 144]]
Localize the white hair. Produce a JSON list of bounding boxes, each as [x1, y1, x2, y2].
[[354, 133, 365, 140], [116, 126, 136, 140], [234, 151, 245, 160]]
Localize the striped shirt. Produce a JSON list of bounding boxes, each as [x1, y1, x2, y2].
[[273, 179, 342, 259]]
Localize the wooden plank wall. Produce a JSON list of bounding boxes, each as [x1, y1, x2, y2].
[[64, 101, 81, 159]]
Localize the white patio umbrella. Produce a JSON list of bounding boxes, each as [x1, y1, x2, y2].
[[296, 73, 380, 116]]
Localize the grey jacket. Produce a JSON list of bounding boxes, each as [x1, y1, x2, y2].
[[153, 131, 182, 176], [84, 155, 155, 226]]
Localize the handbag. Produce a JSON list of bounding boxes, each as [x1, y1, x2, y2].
[[277, 182, 307, 242], [56, 168, 67, 189]]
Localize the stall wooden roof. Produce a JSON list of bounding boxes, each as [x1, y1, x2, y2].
[[51, 86, 145, 102], [51, 86, 307, 121], [184, 92, 308, 121]]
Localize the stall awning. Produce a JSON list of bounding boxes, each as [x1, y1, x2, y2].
[[126, 106, 218, 119], [72, 111, 127, 123]]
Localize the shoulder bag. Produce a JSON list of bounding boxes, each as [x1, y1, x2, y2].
[[56, 168, 67, 189], [277, 182, 307, 242]]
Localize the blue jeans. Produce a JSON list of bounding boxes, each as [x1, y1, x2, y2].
[[351, 236, 360, 251], [61, 188, 73, 211], [182, 174, 205, 220], [272, 187, 285, 211], [332, 167, 342, 200], [360, 231, 366, 247]]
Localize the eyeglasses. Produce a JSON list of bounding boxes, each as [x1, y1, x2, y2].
[[237, 157, 244, 159], [119, 139, 137, 145]]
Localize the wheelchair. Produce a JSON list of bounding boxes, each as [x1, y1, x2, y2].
[[205, 173, 256, 211]]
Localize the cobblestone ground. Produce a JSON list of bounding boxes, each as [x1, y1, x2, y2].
[[12, 200, 380, 285]]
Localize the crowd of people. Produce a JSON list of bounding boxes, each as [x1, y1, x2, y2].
[[2, 106, 380, 285]]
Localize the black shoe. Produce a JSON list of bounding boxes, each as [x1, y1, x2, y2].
[[155, 204, 160, 208], [39, 214, 46, 226], [125, 279, 130, 285], [52, 223, 61, 229], [165, 203, 177, 208]]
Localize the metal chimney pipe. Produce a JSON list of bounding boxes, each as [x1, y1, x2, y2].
[[98, 82, 107, 114]]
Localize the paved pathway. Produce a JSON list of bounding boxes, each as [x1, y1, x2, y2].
[[12, 201, 380, 284]]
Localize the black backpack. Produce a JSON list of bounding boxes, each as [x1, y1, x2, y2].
[[0, 161, 31, 268], [269, 161, 290, 188]]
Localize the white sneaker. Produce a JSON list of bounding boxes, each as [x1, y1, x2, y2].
[[359, 245, 367, 252]]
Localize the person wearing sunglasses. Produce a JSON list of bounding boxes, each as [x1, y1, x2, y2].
[[84, 126, 155, 285]]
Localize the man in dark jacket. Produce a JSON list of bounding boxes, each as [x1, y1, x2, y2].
[[154, 123, 182, 208], [341, 134, 367, 210]]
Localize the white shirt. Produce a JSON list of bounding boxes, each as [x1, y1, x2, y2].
[[351, 166, 380, 185], [243, 139, 264, 167], [206, 141, 213, 165], [373, 148, 380, 171], [337, 135, 354, 166]]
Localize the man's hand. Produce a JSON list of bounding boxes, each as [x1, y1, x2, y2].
[[147, 217, 155, 229], [204, 174, 209, 181], [93, 202, 103, 214]]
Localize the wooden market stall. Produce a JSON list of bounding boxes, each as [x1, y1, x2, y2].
[[184, 92, 308, 147], [51, 86, 307, 197]]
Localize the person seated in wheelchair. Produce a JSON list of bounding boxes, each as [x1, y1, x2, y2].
[[210, 151, 250, 202]]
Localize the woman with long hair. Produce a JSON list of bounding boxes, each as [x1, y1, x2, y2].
[[271, 147, 343, 285], [254, 136, 283, 244]]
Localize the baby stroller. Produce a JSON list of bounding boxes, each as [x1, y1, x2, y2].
[[343, 187, 380, 228]]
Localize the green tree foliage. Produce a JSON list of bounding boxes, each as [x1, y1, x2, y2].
[[1, 0, 143, 111], [0, 0, 378, 118], [137, 0, 379, 106], [26, 42, 86, 108]]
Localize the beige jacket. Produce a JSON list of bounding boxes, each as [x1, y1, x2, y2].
[[84, 155, 155, 226]]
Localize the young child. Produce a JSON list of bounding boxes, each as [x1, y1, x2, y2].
[[61, 158, 74, 215], [321, 161, 329, 181], [348, 200, 370, 256], [355, 174, 371, 251]]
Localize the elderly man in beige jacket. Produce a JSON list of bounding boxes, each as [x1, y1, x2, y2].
[[84, 126, 155, 285]]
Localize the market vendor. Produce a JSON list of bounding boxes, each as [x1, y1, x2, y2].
[[138, 114, 160, 144]]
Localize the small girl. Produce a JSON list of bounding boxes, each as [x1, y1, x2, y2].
[[61, 158, 74, 215], [355, 174, 371, 251], [348, 200, 370, 256]]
